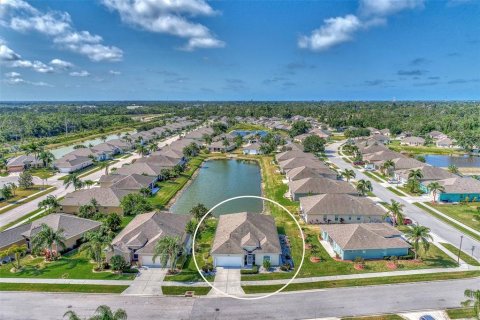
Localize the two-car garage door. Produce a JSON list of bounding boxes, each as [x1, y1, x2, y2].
[[141, 255, 165, 267], [214, 255, 243, 267]]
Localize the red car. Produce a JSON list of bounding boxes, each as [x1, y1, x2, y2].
[[403, 218, 413, 225]]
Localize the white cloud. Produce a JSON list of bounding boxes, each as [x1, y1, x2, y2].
[[11, 59, 54, 73], [109, 70, 121, 75], [4, 71, 21, 78], [0, 0, 123, 61], [0, 43, 21, 61], [102, 0, 224, 51], [299, 0, 424, 52], [69, 70, 90, 77], [49, 58, 73, 69]]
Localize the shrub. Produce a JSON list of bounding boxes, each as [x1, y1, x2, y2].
[[202, 263, 214, 273], [241, 265, 259, 274], [280, 263, 291, 271], [110, 255, 128, 272], [263, 259, 271, 271]]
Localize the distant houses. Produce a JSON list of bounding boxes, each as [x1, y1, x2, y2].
[[6, 155, 43, 173]]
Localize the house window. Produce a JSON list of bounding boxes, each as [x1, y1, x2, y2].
[[357, 217, 361, 221], [133, 253, 138, 261], [334, 215, 339, 221], [263, 256, 270, 262]]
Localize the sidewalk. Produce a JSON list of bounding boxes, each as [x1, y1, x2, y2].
[[0, 278, 132, 286]]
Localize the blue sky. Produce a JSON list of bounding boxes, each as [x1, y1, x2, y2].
[[0, 0, 479, 101]]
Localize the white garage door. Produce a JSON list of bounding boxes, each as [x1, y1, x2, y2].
[[141, 255, 164, 267], [214, 256, 243, 267]]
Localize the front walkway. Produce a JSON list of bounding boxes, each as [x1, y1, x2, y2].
[[121, 267, 167, 296], [208, 267, 244, 297]]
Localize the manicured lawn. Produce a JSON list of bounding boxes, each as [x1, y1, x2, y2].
[[148, 155, 206, 209], [363, 171, 384, 183], [27, 168, 57, 179], [342, 315, 404, 320], [388, 141, 465, 155], [161, 286, 211, 296], [242, 270, 480, 294], [242, 157, 457, 281], [427, 202, 480, 232], [439, 242, 480, 266], [414, 203, 480, 242], [397, 186, 422, 197], [165, 219, 217, 282], [0, 283, 128, 293], [446, 308, 477, 319], [342, 157, 352, 163], [0, 186, 55, 214], [386, 186, 406, 197], [0, 250, 134, 280]]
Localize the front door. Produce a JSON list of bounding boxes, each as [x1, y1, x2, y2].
[[246, 254, 255, 266]]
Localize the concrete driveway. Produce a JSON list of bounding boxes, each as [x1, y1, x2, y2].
[[122, 267, 167, 296], [208, 267, 244, 297]]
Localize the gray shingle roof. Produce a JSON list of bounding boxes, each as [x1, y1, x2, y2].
[[438, 177, 480, 193], [300, 194, 385, 216], [60, 188, 130, 207], [289, 177, 357, 195], [286, 166, 337, 181]]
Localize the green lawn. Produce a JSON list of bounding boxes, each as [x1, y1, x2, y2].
[[342, 315, 404, 320], [228, 123, 269, 132], [414, 202, 480, 242], [388, 140, 465, 155], [148, 155, 206, 209], [386, 186, 406, 197], [0, 250, 134, 280], [161, 286, 211, 296], [363, 171, 384, 183], [446, 308, 477, 319], [0, 186, 55, 214], [427, 202, 480, 232], [397, 186, 422, 197], [165, 219, 217, 282], [27, 168, 57, 179], [439, 242, 480, 266], [242, 270, 480, 294], [0, 283, 128, 294]]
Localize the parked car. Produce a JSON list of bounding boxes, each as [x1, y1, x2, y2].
[[403, 218, 413, 225], [353, 161, 365, 166], [387, 178, 399, 184], [420, 315, 436, 320]]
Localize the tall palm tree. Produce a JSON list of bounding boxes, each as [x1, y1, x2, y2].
[[64, 305, 127, 320], [341, 169, 356, 182], [153, 236, 181, 273], [80, 229, 112, 270], [84, 180, 95, 189], [38, 195, 60, 213], [23, 141, 43, 167], [386, 199, 405, 226], [31, 224, 67, 260], [7, 182, 17, 196], [38, 150, 55, 168], [139, 187, 151, 197], [63, 174, 83, 190], [427, 182, 445, 203], [356, 179, 373, 196], [404, 224, 433, 260], [382, 159, 395, 176], [136, 144, 148, 158], [462, 289, 480, 320], [408, 168, 424, 181], [448, 164, 460, 175], [148, 142, 158, 154]]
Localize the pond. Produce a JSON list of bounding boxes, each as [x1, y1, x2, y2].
[[49, 131, 135, 159], [170, 159, 263, 215], [231, 130, 267, 138], [422, 154, 480, 168]]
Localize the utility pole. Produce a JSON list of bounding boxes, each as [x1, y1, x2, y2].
[[457, 235, 464, 264]]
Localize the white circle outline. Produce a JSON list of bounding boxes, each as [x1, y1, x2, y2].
[[192, 195, 306, 300]]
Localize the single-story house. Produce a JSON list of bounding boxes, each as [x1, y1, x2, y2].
[[285, 165, 338, 181], [363, 150, 406, 170], [289, 177, 357, 201], [208, 140, 235, 153], [436, 177, 480, 202], [0, 214, 101, 261], [60, 188, 130, 215], [394, 165, 457, 186], [278, 157, 329, 173], [357, 142, 388, 155], [321, 223, 410, 260], [300, 194, 385, 224], [211, 212, 282, 268], [114, 162, 167, 178], [242, 142, 263, 155], [54, 154, 93, 173], [429, 131, 447, 141], [400, 137, 425, 146], [379, 128, 391, 136], [6, 155, 43, 173], [275, 150, 316, 162], [369, 134, 390, 145], [436, 138, 456, 148], [108, 211, 191, 267], [135, 154, 181, 168], [98, 173, 158, 193]]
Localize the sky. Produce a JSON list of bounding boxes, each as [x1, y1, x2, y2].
[[0, 0, 479, 101]]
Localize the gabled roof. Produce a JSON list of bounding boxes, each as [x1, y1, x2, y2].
[[136, 154, 180, 167], [115, 162, 166, 176], [7, 155, 42, 167], [321, 223, 410, 250], [286, 166, 337, 181], [300, 194, 385, 216], [289, 177, 357, 195], [275, 150, 315, 162], [60, 188, 130, 207], [110, 174, 156, 190], [364, 150, 406, 162], [279, 157, 329, 171], [211, 212, 281, 255], [438, 177, 480, 193]]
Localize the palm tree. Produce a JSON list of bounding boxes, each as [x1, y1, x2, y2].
[[448, 164, 460, 175], [153, 236, 181, 273], [148, 142, 157, 154], [31, 224, 67, 260], [427, 182, 445, 203], [4, 244, 28, 270], [404, 224, 433, 260], [22, 141, 43, 167], [341, 169, 356, 182], [64, 305, 127, 320], [84, 180, 95, 189], [386, 199, 405, 226], [382, 159, 395, 176], [7, 182, 17, 196], [80, 229, 112, 270], [38, 195, 60, 213], [461, 289, 480, 320], [202, 133, 212, 145], [139, 187, 151, 197], [64, 174, 83, 190], [136, 144, 148, 158], [38, 150, 55, 168], [356, 179, 373, 196], [408, 168, 424, 181], [185, 218, 198, 235]]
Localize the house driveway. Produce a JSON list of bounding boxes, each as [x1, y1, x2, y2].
[[208, 267, 244, 297], [121, 267, 167, 296]]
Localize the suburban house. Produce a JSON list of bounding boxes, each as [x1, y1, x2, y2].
[[275, 150, 315, 162], [0, 214, 101, 261], [208, 140, 235, 153], [394, 165, 457, 186], [135, 154, 181, 168], [401, 136, 425, 146], [106, 139, 134, 152], [310, 128, 330, 139], [285, 166, 338, 181], [278, 157, 329, 173], [59, 188, 131, 215], [321, 223, 410, 260], [98, 173, 158, 193], [289, 177, 357, 201], [379, 128, 391, 136], [363, 151, 406, 170], [300, 194, 385, 224], [6, 155, 43, 173], [357, 142, 389, 155], [368, 134, 390, 145], [242, 142, 263, 155], [114, 162, 166, 178], [436, 138, 456, 148], [108, 211, 191, 267], [435, 177, 480, 202], [429, 131, 448, 141], [54, 154, 93, 173], [211, 212, 282, 268]]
